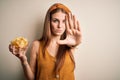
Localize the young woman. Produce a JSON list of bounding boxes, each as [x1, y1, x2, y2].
[[9, 3, 81, 80]]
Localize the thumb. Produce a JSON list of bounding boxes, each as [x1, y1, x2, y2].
[[57, 40, 68, 45]]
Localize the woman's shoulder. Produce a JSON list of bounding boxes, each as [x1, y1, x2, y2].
[[33, 40, 40, 43], [31, 40, 41, 53], [32, 40, 40, 47], [31, 40, 45, 55], [31, 40, 44, 50]]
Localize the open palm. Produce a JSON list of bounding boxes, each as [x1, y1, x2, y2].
[[58, 13, 82, 47]]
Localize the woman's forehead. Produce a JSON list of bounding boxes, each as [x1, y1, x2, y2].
[[51, 11, 66, 19]]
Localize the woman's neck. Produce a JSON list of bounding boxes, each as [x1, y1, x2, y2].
[[50, 35, 61, 44], [47, 36, 61, 57]]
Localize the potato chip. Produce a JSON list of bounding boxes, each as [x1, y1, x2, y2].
[[11, 37, 28, 48]]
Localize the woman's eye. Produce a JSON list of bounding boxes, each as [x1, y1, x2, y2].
[[53, 19, 58, 23], [63, 20, 65, 23]]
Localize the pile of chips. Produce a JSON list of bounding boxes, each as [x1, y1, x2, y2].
[[11, 37, 28, 49]]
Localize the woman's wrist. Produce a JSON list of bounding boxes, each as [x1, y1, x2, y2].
[[20, 56, 28, 65], [21, 60, 28, 66], [21, 59, 29, 67]]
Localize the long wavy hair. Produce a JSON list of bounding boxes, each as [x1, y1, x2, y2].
[[39, 3, 75, 74]]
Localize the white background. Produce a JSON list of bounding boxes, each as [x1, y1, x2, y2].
[[0, 0, 120, 80]]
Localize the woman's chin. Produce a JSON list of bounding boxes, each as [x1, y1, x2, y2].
[[53, 32, 63, 36]]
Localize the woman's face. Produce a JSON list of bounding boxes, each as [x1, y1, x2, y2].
[[50, 11, 66, 36]]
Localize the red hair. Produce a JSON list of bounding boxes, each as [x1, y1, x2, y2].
[[39, 3, 75, 74]]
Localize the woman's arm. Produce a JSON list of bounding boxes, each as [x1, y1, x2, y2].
[[29, 40, 40, 78], [9, 40, 39, 80], [21, 56, 34, 80]]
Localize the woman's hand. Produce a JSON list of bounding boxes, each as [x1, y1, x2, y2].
[[9, 44, 28, 62], [57, 13, 82, 48]]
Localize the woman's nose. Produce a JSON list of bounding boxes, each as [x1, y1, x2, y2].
[[58, 22, 62, 28]]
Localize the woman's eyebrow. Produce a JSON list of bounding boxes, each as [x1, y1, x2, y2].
[[52, 17, 59, 20]]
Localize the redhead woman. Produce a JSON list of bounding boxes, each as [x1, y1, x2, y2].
[[9, 3, 81, 80]]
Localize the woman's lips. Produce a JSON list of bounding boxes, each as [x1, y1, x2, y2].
[[57, 30, 63, 32]]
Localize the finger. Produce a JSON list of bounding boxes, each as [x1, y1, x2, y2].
[[18, 48, 24, 54], [12, 46, 18, 55], [9, 44, 13, 52], [19, 47, 28, 56], [73, 15, 77, 29], [65, 15, 70, 31], [18, 48, 24, 58], [68, 13, 73, 29], [24, 46, 28, 53], [65, 15, 73, 35], [77, 21, 81, 31]]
